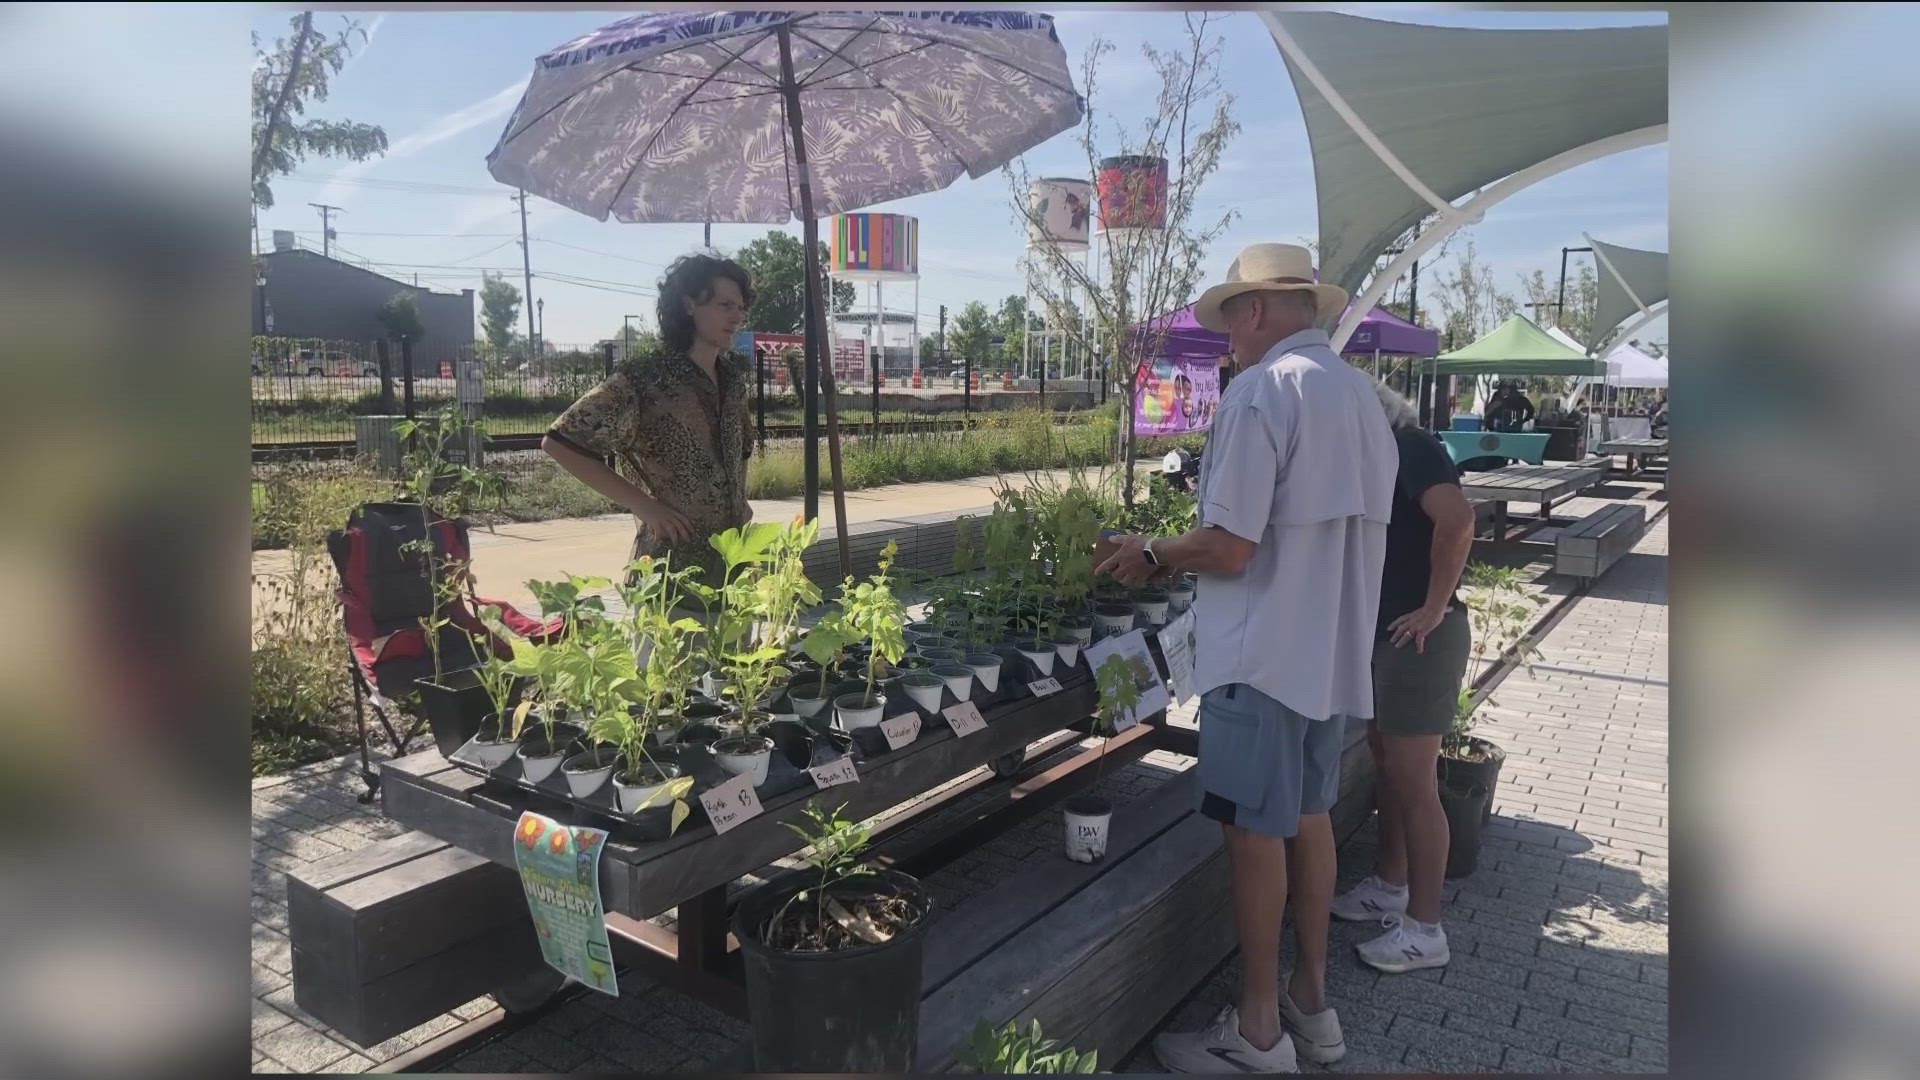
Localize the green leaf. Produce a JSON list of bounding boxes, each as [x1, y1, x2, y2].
[[669, 798, 690, 836]]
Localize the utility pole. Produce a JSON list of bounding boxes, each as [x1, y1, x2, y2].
[[309, 203, 342, 258], [704, 222, 712, 250], [517, 189, 537, 359]]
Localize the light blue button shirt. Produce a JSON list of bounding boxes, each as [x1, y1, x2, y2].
[[1191, 330, 1397, 721]]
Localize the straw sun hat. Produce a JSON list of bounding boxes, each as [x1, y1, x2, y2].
[[1193, 243, 1348, 333]]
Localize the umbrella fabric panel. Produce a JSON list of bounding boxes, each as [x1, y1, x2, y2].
[[1588, 238, 1669, 350], [488, 10, 1082, 224]]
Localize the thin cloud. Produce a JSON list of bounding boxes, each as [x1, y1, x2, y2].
[[340, 13, 386, 75], [320, 76, 530, 205]]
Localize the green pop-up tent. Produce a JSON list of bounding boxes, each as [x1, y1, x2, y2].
[[1429, 314, 1606, 377]]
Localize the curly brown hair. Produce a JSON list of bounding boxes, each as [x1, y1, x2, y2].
[[655, 253, 755, 353]]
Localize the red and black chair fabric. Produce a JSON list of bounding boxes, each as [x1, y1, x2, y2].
[[326, 502, 564, 800]]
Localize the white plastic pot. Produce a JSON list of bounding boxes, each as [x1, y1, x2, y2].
[[1064, 795, 1114, 863], [613, 765, 683, 814], [515, 740, 567, 784], [1061, 620, 1095, 647], [963, 654, 1004, 695], [899, 674, 946, 714], [1047, 636, 1083, 670], [1133, 596, 1171, 627], [930, 663, 976, 702], [1015, 642, 1056, 677], [464, 733, 518, 770], [835, 693, 888, 730], [1092, 605, 1135, 640], [786, 685, 832, 720], [561, 749, 618, 800], [1168, 583, 1197, 614], [713, 736, 774, 787]]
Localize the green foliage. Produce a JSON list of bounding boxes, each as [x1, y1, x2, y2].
[[1460, 561, 1544, 675], [480, 273, 522, 354], [960, 1019, 1098, 1074], [838, 542, 909, 701], [1093, 654, 1143, 739], [801, 611, 857, 697], [947, 300, 997, 364], [252, 14, 387, 209], [729, 230, 855, 334], [377, 292, 425, 344]]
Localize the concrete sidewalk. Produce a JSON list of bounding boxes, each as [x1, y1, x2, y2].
[[251, 464, 1133, 619]]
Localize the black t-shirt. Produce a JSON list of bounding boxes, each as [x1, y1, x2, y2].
[[1379, 426, 1466, 636]]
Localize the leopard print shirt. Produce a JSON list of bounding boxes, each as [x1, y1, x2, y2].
[[546, 348, 753, 588]]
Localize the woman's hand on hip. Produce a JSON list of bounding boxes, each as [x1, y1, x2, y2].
[[632, 497, 694, 544]]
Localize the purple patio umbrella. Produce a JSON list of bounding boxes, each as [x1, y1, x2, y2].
[[487, 11, 1083, 540]]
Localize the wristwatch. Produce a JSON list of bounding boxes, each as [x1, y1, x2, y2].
[[1141, 538, 1161, 568]]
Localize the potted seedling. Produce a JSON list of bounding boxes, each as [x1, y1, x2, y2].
[[833, 543, 908, 732], [584, 655, 692, 827], [795, 612, 854, 724], [1440, 687, 1507, 844], [733, 804, 934, 1072], [1130, 586, 1172, 627], [503, 637, 582, 783], [444, 613, 528, 770], [554, 635, 643, 800], [1064, 654, 1142, 863], [958, 1019, 1099, 1074]]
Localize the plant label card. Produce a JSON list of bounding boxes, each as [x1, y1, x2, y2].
[[808, 754, 860, 790], [880, 713, 921, 750], [1082, 629, 1172, 732], [942, 700, 987, 738], [1028, 677, 1064, 698], [698, 773, 763, 836], [1158, 610, 1199, 704], [512, 812, 618, 997]]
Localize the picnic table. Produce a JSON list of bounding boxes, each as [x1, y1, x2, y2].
[[1598, 436, 1668, 479], [1459, 462, 1608, 542]]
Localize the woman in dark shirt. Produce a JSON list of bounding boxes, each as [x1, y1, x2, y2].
[[1333, 384, 1476, 975]]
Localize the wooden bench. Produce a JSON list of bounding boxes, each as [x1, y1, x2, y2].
[[287, 831, 563, 1049], [909, 715, 1374, 1071], [1554, 503, 1646, 580]]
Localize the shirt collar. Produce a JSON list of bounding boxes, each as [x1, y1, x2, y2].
[[1266, 328, 1332, 361]]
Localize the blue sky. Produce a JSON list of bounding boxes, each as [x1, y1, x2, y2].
[[254, 7, 1667, 347]]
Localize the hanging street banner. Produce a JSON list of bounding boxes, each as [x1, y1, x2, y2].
[[513, 812, 618, 996], [1132, 354, 1222, 437]]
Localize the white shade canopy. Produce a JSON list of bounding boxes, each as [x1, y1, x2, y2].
[[1598, 340, 1669, 388]]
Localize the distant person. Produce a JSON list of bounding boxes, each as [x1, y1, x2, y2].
[[542, 253, 755, 594], [1483, 380, 1535, 433], [1649, 392, 1670, 439]]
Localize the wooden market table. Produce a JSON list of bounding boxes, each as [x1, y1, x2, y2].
[[371, 655, 1175, 1020], [1459, 462, 1608, 542]]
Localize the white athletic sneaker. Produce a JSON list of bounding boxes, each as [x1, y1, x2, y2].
[[1279, 989, 1346, 1064], [1331, 875, 1409, 922], [1355, 913, 1451, 974], [1153, 1005, 1299, 1073]]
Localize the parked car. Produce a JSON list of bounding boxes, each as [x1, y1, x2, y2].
[[285, 347, 378, 378]]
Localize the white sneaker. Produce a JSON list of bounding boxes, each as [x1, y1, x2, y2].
[[1153, 1005, 1298, 1073], [1355, 914, 1451, 974], [1331, 875, 1408, 922], [1280, 989, 1346, 1064]]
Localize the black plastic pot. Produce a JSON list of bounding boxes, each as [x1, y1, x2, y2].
[[413, 666, 518, 759], [733, 868, 934, 1072], [760, 719, 815, 770], [1442, 781, 1490, 879], [1440, 738, 1507, 826]]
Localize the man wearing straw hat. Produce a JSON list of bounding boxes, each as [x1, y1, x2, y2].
[[1101, 243, 1394, 1072]]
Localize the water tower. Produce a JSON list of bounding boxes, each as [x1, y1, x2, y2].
[[1024, 177, 1093, 384], [829, 212, 920, 384]]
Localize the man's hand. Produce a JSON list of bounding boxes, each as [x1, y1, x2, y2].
[[1097, 535, 1158, 587], [1386, 604, 1449, 653]]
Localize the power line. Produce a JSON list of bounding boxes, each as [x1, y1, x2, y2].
[[535, 238, 673, 270], [308, 202, 343, 258]]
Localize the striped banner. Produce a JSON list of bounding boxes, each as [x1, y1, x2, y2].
[[830, 213, 917, 276]]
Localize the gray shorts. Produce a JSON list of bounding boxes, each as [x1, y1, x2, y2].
[[1196, 684, 1345, 839], [1372, 605, 1472, 737]]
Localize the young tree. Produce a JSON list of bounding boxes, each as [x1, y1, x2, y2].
[[1007, 13, 1239, 504], [1515, 262, 1598, 346], [1431, 238, 1518, 409], [729, 230, 855, 333], [252, 14, 388, 209], [479, 273, 522, 356], [995, 295, 1030, 367], [947, 301, 997, 369]]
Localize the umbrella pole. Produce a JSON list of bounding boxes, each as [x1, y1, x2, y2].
[[779, 26, 853, 579]]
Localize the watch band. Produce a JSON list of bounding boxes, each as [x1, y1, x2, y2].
[[1142, 538, 1161, 567]]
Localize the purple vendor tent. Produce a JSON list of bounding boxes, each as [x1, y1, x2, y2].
[[1137, 302, 1438, 358]]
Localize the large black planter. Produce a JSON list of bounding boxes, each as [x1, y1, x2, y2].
[[1440, 737, 1507, 826], [1442, 781, 1490, 878], [732, 868, 933, 1073]]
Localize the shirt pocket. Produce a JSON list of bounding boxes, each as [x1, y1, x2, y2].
[[1197, 687, 1278, 807]]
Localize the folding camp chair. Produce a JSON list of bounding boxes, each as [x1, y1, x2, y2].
[[327, 502, 564, 801]]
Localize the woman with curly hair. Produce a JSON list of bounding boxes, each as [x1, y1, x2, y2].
[[542, 253, 756, 590]]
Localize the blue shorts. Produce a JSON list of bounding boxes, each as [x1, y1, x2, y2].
[[1196, 684, 1346, 839]]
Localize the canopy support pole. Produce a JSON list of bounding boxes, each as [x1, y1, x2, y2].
[[779, 24, 851, 578]]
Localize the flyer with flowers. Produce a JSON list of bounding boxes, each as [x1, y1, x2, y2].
[[512, 811, 618, 996]]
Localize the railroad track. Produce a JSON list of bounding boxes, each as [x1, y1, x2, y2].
[[253, 413, 1086, 461]]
